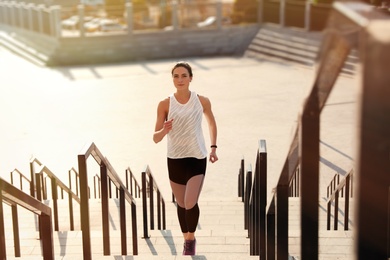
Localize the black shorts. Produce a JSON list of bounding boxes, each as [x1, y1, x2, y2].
[[167, 157, 207, 185]]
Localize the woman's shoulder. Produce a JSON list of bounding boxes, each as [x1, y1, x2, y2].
[[158, 97, 170, 109], [197, 94, 210, 103]]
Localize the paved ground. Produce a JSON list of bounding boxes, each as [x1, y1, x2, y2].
[[0, 46, 357, 202]]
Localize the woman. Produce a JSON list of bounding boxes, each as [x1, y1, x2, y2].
[[153, 62, 218, 255]]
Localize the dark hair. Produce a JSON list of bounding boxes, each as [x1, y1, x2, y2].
[[171, 62, 193, 77]]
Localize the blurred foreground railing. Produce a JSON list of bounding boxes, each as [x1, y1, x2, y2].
[[241, 1, 390, 259]]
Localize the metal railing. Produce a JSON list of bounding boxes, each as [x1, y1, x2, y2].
[[31, 159, 80, 231], [238, 157, 245, 202], [141, 165, 166, 239], [78, 142, 138, 259], [0, 177, 54, 259], [326, 169, 354, 231], [242, 140, 267, 257], [125, 167, 141, 199], [10, 168, 32, 195]]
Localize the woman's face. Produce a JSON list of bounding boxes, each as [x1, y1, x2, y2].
[[172, 66, 192, 91]]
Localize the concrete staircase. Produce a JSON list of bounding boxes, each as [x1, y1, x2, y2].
[[2, 192, 356, 259], [288, 197, 354, 260], [3, 197, 258, 259], [244, 23, 358, 75]]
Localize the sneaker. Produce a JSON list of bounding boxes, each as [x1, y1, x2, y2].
[[183, 239, 196, 255]]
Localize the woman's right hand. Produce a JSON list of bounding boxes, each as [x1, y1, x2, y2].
[[163, 119, 174, 134]]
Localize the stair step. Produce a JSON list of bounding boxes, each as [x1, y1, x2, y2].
[[2, 194, 354, 259], [245, 24, 358, 75], [0, 32, 48, 67]]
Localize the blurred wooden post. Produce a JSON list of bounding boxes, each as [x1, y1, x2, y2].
[[355, 20, 390, 259]]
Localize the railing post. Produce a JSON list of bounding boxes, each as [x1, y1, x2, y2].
[[276, 184, 289, 259], [172, 0, 178, 30], [355, 20, 390, 259], [68, 190, 75, 231], [216, 1, 222, 30], [17, 3, 23, 29], [141, 170, 149, 238], [334, 190, 339, 230], [301, 105, 319, 259], [344, 175, 350, 230], [244, 166, 252, 231], [50, 5, 61, 38], [157, 191, 162, 230], [11, 204, 21, 257], [40, 212, 54, 260], [119, 187, 127, 255], [101, 164, 110, 255], [51, 178, 59, 231], [259, 140, 267, 260], [131, 202, 138, 255], [304, 0, 311, 31], [240, 158, 245, 202], [78, 4, 85, 37], [162, 200, 166, 230], [149, 174, 155, 230], [126, 2, 133, 35], [280, 0, 285, 27], [266, 196, 276, 260], [326, 201, 331, 230], [258, 0, 263, 24], [27, 3, 34, 31], [37, 4, 45, 34], [78, 154, 91, 260], [253, 160, 260, 255], [0, 192, 6, 260], [29, 161, 36, 198], [36, 172, 43, 240]]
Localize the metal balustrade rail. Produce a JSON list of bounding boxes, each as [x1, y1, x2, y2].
[[125, 167, 141, 199], [78, 142, 138, 259], [0, 177, 54, 259], [326, 169, 354, 231], [244, 163, 252, 232], [32, 161, 80, 232], [10, 168, 32, 195], [141, 165, 166, 239], [241, 140, 267, 257], [238, 157, 245, 202]]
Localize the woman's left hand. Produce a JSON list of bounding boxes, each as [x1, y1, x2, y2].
[[209, 152, 218, 163]]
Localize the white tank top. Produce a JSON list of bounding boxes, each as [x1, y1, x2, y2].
[[167, 91, 207, 159]]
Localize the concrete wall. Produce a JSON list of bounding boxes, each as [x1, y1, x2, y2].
[[54, 26, 260, 65], [4, 24, 260, 66]]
